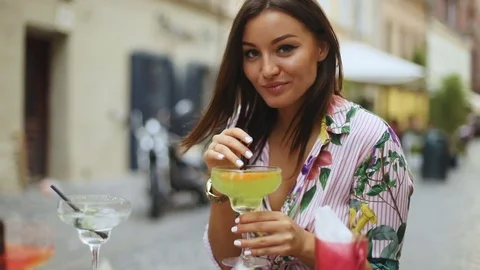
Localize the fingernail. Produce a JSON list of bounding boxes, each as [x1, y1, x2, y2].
[[244, 250, 252, 256], [235, 217, 240, 224], [245, 136, 253, 143], [231, 226, 238, 233], [217, 154, 225, 160], [234, 240, 242, 247], [236, 160, 244, 167], [245, 151, 253, 159]]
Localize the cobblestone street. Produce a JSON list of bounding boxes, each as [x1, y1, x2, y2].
[[1, 141, 480, 269]]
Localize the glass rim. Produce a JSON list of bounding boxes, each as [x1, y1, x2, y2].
[[211, 165, 281, 173], [58, 194, 131, 203]]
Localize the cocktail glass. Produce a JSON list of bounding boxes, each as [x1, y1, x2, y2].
[[0, 219, 54, 269], [211, 165, 282, 268], [56, 195, 131, 270]]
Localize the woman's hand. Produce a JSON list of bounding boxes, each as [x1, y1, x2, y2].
[[204, 128, 253, 171], [231, 211, 313, 259]]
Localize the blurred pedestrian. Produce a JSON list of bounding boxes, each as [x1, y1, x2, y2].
[[402, 116, 423, 172]]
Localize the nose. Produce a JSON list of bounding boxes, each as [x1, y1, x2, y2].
[[260, 56, 280, 79]]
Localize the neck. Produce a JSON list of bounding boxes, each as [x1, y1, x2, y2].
[[276, 105, 301, 134]]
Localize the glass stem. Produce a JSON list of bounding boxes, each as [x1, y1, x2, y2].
[[241, 232, 253, 264], [239, 210, 254, 266], [89, 244, 101, 270]]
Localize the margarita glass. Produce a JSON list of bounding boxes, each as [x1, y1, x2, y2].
[[56, 195, 131, 270], [0, 219, 54, 269], [211, 165, 282, 268]]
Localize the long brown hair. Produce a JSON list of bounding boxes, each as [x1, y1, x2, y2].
[[182, 0, 343, 167]]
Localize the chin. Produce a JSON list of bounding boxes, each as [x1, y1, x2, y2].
[[263, 98, 293, 109], [257, 88, 300, 109]]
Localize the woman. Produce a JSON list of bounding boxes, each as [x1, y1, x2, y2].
[[182, 0, 414, 269]]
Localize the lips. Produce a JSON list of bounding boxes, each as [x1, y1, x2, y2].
[[263, 82, 288, 88], [262, 82, 290, 95]]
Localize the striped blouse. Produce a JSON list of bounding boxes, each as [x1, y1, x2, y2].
[[204, 96, 414, 269]]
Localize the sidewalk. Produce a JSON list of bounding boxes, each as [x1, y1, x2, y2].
[[401, 140, 480, 270]]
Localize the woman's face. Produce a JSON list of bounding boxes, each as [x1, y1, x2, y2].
[[242, 10, 328, 110]]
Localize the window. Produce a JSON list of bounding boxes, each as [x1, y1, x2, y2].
[[400, 28, 411, 59], [372, 0, 382, 47], [384, 20, 393, 53], [339, 0, 354, 28], [445, 0, 457, 28], [354, 0, 371, 38]]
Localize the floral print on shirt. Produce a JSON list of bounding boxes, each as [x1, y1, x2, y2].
[[349, 128, 413, 270], [203, 96, 414, 270]]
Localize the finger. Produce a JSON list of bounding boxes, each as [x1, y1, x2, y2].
[[204, 149, 225, 162], [231, 221, 290, 234], [248, 244, 291, 257], [213, 143, 244, 168], [237, 211, 285, 224], [234, 233, 292, 250], [213, 134, 253, 160], [222, 128, 253, 145]]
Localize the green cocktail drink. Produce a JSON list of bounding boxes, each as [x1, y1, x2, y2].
[[211, 167, 281, 212], [210, 166, 282, 268]]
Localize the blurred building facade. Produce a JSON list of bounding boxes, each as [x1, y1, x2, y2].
[[0, 0, 235, 193], [317, 0, 381, 46], [319, 0, 429, 129], [427, 0, 474, 93], [378, 0, 430, 129]]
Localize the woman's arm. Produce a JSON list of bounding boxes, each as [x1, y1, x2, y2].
[[350, 129, 414, 270]]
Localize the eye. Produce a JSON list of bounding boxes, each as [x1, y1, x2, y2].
[[278, 45, 297, 54], [244, 49, 260, 59]]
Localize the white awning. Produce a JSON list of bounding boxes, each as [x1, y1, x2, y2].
[[340, 42, 425, 85]]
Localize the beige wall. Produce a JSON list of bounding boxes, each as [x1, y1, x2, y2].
[[0, 0, 24, 192], [381, 0, 427, 58], [319, 0, 427, 57], [324, 0, 382, 47], [0, 0, 231, 193]]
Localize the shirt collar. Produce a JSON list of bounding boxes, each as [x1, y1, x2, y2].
[[323, 95, 358, 136]]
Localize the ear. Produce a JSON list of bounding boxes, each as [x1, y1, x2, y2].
[[317, 41, 329, 62]]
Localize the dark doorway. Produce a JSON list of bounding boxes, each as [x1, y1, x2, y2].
[[24, 35, 51, 181]]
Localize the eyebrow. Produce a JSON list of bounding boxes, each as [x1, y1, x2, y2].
[[242, 34, 298, 47]]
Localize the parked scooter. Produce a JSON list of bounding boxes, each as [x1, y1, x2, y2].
[[130, 99, 208, 219], [168, 99, 209, 205], [131, 110, 171, 218]]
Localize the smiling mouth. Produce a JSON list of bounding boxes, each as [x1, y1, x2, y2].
[[263, 82, 289, 89], [262, 82, 290, 94]]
